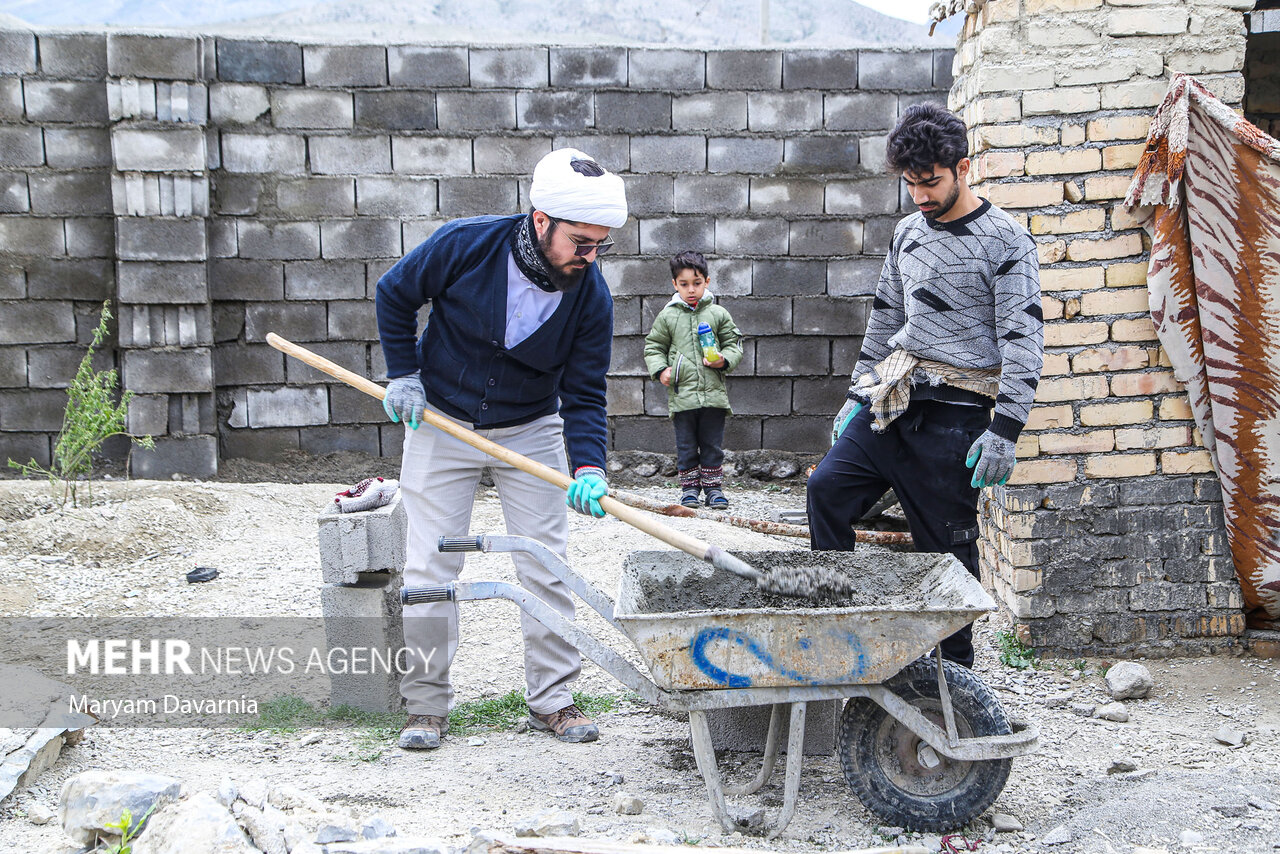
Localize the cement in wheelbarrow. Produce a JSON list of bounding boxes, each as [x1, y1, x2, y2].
[[613, 547, 993, 691]]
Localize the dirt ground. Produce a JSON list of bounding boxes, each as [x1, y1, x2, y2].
[[0, 471, 1278, 854]]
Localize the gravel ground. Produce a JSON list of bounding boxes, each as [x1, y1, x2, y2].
[[0, 476, 1278, 853]]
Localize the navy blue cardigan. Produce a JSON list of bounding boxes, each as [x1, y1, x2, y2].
[[375, 215, 613, 473]]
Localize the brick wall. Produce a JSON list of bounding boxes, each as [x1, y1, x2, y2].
[[0, 30, 954, 473], [1245, 20, 1280, 137], [951, 0, 1250, 655]]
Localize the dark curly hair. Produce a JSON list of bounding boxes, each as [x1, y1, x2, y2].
[[886, 103, 969, 176], [670, 250, 708, 279]]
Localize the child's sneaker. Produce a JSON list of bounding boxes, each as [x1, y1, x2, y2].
[[680, 487, 701, 508], [704, 488, 729, 509]]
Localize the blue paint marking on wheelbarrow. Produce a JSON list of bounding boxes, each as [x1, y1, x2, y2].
[[690, 626, 868, 687]]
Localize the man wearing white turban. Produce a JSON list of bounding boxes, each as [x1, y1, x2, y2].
[[376, 149, 627, 750]]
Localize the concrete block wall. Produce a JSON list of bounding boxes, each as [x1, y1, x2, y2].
[[950, 0, 1250, 655], [1245, 27, 1280, 137]]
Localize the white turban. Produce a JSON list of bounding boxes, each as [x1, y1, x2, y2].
[[529, 148, 628, 229]]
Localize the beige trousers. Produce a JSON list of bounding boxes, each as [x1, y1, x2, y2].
[[398, 405, 581, 716]]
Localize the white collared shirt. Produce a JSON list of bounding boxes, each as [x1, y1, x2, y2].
[[505, 251, 564, 348]]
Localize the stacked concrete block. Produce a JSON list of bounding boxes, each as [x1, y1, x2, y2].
[[1245, 28, 1280, 137], [949, 0, 1251, 654], [317, 490, 408, 713]]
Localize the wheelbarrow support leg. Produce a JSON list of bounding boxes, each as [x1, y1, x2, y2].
[[723, 704, 785, 796]]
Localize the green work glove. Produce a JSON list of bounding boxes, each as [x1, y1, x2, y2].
[[831, 398, 863, 446], [965, 430, 1016, 488], [382, 372, 425, 431], [566, 467, 608, 518]]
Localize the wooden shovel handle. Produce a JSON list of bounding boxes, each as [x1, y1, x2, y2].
[[266, 333, 727, 566]]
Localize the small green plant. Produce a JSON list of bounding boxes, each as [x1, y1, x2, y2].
[[995, 628, 1038, 670], [102, 804, 155, 854], [678, 831, 702, 845], [7, 301, 152, 506]]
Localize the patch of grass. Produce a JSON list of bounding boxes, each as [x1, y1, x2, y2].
[[995, 628, 1038, 670], [247, 695, 324, 733], [447, 690, 529, 734]]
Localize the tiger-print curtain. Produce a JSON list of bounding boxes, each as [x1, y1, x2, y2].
[[1127, 73, 1280, 629]]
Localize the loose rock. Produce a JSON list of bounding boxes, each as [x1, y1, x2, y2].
[[1108, 759, 1138, 774], [132, 792, 257, 854], [1214, 725, 1246, 747], [991, 813, 1023, 832], [1180, 829, 1206, 846], [1105, 662, 1154, 700], [613, 794, 643, 815], [26, 802, 55, 825], [1095, 702, 1130, 722], [513, 809, 580, 838], [59, 769, 183, 847], [1041, 825, 1071, 845]]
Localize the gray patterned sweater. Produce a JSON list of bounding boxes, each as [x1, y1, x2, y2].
[[851, 199, 1044, 442]]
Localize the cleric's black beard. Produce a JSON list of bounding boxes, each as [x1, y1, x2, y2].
[[537, 231, 587, 292]]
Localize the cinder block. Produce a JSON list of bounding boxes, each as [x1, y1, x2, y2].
[[0, 217, 63, 256], [245, 302, 327, 342], [122, 349, 213, 394], [327, 300, 379, 340], [301, 424, 381, 455], [707, 137, 783, 174], [612, 175, 669, 218], [594, 92, 671, 131], [553, 134, 629, 172], [387, 46, 469, 86], [436, 92, 516, 131], [0, 346, 23, 386], [438, 177, 518, 216], [270, 90, 353, 129], [825, 177, 899, 215], [22, 81, 108, 123], [714, 218, 787, 256], [790, 219, 862, 256], [793, 296, 868, 335], [550, 48, 627, 87], [725, 413, 762, 448], [793, 376, 850, 414], [107, 34, 200, 79], [23, 258, 111, 301], [517, 91, 592, 131], [763, 414, 827, 451], [43, 128, 111, 169], [718, 296, 791, 335], [748, 92, 823, 131], [825, 92, 899, 131], [217, 39, 302, 84], [309, 135, 391, 175], [598, 258, 653, 297], [628, 49, 704, 90], [470, 47, 548, 88], [859, 50, 933, 89], [303, 45, 387, 87], [0, 79, 22, 121], [672, 92, 748, 131], [0, 127, 44, 167], [391, 137, 472, 175], [784, 50, 858, 89], [129, 435, 218, 479], [212, 343, 285, 387], [111, 127, 206, 172], [354, 91, 436, 131], [116, 219, 205, 262], [639, 217, 715, 256], [673, 175, 748, 214], [0, 301, 75, 345], [320, 577, 406, 714], [727, 377, 793, 415], [749, 178, 824, 214], [212, 304, 243, 343], [0, 388, 66, 430], [26, 344, 113, 389], [220, 425, 300, 461], [630, 136, 706, 173], [611, 415, 679, 453], [353, 176, 435, 217], [125, 394, 169, 435], [706, 50, 782, 90], [276, 177, 355, 216], [115, 261, 204, 304], [237, 220, 319, 260], [862, 217, 897, 254], [400, 220, 447, 252], [0, 263, 23, 299], [782, 136, 859, 174], [38, 33, 107, 78], [0, 432, 51, 468], [753, 259, 826, 295], [284, 260, 365, 300], [933, 50, 955, 89], [210, 258, 284, 301], [828, 258, 886, 296], [247, 385, 329, 427], [220, 132, 306, 174], [0, 31, 36, 74], [474, 137, 553, 175], [321, 219, 401, 259], [317, 492, 407, 582], [330, 383, 387, 424], [209, 83, 270, 124], [0, 173, 27, 213]]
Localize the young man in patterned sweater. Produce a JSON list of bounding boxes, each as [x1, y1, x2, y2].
[[807, 103, 1044, 667]]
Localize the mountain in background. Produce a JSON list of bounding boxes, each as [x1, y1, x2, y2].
[[2, 0, 961, 45]]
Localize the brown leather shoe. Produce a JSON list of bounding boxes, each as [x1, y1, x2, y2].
[[529, 703, 599, 743], [399, 713, 448, 749]]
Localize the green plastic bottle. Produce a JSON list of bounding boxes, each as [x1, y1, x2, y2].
[[697, 322, 721, 362]]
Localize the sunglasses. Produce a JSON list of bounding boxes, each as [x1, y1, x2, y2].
[[548, 217, 615, 257]]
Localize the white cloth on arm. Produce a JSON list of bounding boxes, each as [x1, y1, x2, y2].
[[529, 148, 628, 229], [505, 251, 563, 348]]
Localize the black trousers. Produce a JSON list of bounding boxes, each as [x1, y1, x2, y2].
[[672, 407, 726, 473], [806, 399, 991, 667]]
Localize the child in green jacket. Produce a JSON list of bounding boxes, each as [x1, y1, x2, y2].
[[643, 251, 744, 508]]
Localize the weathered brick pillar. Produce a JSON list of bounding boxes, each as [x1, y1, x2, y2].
[[107, 34, 218, 478], [950, 0, 1251, 654]]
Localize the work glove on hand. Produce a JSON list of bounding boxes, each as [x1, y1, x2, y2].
[[383, 372, 426, 431], [566, 467, 608, 518], [965, 430, 1016, 488], [831, 399, 863, 446]]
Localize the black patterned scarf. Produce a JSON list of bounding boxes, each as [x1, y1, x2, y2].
[[510, 213, 557, 293]]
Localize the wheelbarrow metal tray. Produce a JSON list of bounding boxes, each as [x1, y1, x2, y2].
[[613, 547, 994, 691]]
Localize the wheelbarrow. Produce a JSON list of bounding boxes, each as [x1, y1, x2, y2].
[[402, 536, 1038, 837]]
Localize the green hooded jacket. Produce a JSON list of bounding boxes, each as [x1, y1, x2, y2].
[[643, 291, 744, 415]]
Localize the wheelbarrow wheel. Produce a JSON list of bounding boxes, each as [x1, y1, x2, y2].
[[838, 658, 1012, 832]]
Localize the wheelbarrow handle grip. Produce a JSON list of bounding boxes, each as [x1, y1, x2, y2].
[[438, 536, 484, 553], [400, 585, 454, 605]]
